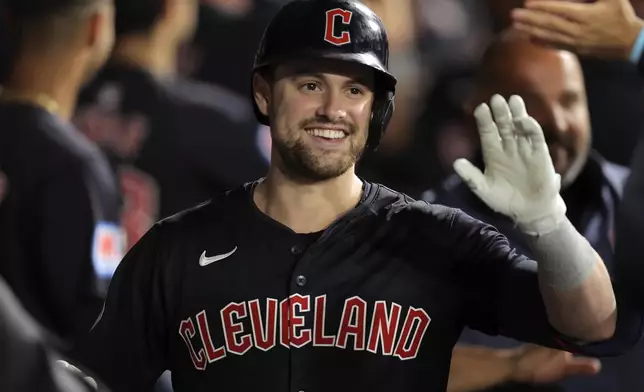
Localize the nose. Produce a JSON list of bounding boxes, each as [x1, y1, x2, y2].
[[316, 89, 347, 122]]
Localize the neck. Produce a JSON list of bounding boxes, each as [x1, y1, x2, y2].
[[112, 35, 178, 78], [3, 52, 84, 120], [254, 165, 364, 234]]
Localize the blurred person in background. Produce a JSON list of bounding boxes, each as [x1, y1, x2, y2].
[[487, 0, 644, 167], [354, 0, 440, 196], [509, 0, 644, 321], [191, 0, 283, 96], [424, 28, 644, 392], [73, 0, 268, 250], [0, 0, 122, 343]]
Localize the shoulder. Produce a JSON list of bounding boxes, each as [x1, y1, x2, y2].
[[12, 109, 104, 179], [155, 182, 255, 234], [370, 182, 463, 232], [380, 184, 516, 255], [597, 156, 630, 197]]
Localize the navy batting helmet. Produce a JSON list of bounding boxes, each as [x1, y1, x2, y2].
[[251, 0, 397, 151]]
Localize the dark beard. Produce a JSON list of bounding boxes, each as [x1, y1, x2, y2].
[[273, 135, 364, 182]]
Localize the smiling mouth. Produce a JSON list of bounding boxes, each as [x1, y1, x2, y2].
[[305, 128, 348, 140]]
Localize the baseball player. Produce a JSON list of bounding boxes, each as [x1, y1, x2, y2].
[[0, 0, 123, 342], [70, 1, 643, 391]]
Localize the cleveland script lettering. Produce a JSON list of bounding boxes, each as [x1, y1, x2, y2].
[[178, 295, 431, 370]]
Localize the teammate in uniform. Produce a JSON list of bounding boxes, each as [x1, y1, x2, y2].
[[0, 0, 122, 342], [70, 1, 643, 391], [73, 0, 268, 250]]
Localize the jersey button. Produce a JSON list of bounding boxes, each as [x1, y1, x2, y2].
[[296, 275, 307, 287], [290, 245, 302, 255]]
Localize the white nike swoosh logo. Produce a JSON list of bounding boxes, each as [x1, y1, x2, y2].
[[199, 247, 237, 267]]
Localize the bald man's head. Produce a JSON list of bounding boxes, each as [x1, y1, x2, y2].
[[469, 29, 591, 187]]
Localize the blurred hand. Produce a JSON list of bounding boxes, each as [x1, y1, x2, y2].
[[511, 0, 644, 59], [510, 344, 601, 383]]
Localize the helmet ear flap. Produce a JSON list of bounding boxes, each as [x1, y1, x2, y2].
[[366, 90, 395, 151]]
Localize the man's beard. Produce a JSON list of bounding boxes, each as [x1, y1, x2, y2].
[[273, 132, 366, 182]]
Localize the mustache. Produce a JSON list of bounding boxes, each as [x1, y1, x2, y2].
[[543, 130, 575, 149], [300, 117, 357, 134]]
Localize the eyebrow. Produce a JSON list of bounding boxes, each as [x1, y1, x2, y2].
[[289, 69, 372, 87]]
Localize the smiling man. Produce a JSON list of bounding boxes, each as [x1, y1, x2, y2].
[[69, 1, 642, 392]]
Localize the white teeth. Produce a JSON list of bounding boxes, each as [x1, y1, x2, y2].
[[306, 129, 346, 139]]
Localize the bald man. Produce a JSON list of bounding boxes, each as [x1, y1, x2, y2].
[[423, 29, 644, 392]]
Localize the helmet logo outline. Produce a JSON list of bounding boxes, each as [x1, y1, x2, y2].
[[324, 8, 353, 46]]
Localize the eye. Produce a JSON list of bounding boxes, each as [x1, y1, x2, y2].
[[348, 87, 364, 95], [301, 82, 321, 92]]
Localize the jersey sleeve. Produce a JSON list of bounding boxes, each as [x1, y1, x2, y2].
[[69, 223, 173, 392], [448, 208, 643, 357]]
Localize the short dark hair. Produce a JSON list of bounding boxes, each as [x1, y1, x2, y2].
[[113, 0, 164, 36]]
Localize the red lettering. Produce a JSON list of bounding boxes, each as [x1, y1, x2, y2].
[[313, 295, 335, 346], [336, 296, 367, 350], [394, 307, 431, 360], [367, 301, 402, 356], [280, 298, 290, 348], [221, 302, 252, 355], [248, 298, 278, 351], [178, 318, 207, 370], [324, 8, 352, 46], [196, 310, 226, 363], [290, 294, 312, 348]]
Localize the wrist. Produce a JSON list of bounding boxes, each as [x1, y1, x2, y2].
[[517, 195, 567, 236]]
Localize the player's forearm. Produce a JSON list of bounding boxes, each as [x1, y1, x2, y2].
[[447, 345, 516, 392], [524, 218, 617, 342]]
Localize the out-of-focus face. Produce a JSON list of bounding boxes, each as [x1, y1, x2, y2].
[[477, 46, 591, 186], [254, 59, 375, 181]]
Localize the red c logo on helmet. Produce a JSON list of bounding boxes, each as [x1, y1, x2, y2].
[[324, 8, 353, 46]]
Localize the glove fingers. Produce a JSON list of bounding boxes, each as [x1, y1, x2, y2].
[[490, 95, 517, 153], [453, 158, 487, 194], [474, 103, 503, 161]]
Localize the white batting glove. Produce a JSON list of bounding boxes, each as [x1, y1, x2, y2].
[[453, 94, 567, 236]]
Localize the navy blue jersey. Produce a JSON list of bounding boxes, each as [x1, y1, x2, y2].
[[72, 181, 643, 392], [0, 102, 123, 341]]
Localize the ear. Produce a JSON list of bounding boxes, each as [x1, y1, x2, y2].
[[84, 3, 112, 48], [253, 72, 271, 117], [85, 10, 102, 47]]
